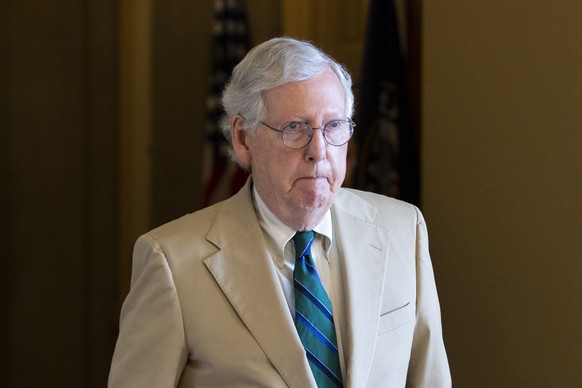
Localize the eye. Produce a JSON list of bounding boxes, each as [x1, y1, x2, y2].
[[326, 120, 343, 130], [284, 122, 303, 132]]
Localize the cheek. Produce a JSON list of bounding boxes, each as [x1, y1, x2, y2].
[[251, 147, 290, 186], [330, 148, 348, 179], [248, 137, 274, 169]]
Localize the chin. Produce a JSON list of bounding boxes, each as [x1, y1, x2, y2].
[[299, 192, 334, 211]]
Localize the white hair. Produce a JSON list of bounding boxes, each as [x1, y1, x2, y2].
[[220, 37, 354, 165]]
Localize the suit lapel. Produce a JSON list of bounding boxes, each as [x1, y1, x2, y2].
[[333, 191, 390, 387], [203, 182, 315, 388]]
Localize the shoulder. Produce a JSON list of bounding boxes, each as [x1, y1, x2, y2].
[[146, 201, 221, 243], [336, 187, 422, 222], [131, 201, 224, 269]]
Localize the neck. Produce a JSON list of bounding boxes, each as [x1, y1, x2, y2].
[[279, 209, 327, 231]]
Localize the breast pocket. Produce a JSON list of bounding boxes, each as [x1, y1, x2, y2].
[[377, 302, 415, 335]]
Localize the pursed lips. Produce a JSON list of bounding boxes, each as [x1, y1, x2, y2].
[[297, 174, 327, 181], [293, 175, 330, 187]]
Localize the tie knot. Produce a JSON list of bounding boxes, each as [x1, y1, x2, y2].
[[292, 231, 314, 259]]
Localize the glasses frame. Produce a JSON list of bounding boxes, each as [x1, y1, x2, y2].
[[259, 119, 355, 150]]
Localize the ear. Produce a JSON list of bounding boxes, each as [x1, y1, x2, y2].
[[231, 115, 252, 166]]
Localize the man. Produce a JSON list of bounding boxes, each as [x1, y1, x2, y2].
[[109, 37, 451, 387]]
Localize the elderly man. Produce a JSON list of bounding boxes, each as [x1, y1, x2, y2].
[[109, 37, 451, 387]]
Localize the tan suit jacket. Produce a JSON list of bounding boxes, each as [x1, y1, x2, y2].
[[109, 179, 451, 387]]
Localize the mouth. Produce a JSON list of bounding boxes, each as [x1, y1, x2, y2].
[[294, 176, 329, 187], [298, 175, 325, 181]]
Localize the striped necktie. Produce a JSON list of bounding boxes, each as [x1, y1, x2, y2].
[[293, 231, 343, 388]]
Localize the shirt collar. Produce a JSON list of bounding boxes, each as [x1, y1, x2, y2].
[[252, 185, 333, 266]]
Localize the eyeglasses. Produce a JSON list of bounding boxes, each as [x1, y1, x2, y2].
[[260, 119, 355, 150]]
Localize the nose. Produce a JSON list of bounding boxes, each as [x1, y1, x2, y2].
[[305, 127, 327, 162]]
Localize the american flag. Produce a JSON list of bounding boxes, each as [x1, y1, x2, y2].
[[202, 0, 250, 206]]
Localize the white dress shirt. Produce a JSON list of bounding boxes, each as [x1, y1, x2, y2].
[[252, 186, 347, 377]]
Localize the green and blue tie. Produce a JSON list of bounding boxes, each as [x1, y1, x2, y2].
[[293, 231, 343, 388]]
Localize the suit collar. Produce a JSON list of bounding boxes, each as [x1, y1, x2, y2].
[[205, 178, 256, 249], [204, 179, 316, 387]]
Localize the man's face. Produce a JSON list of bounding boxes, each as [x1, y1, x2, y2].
[[239, 67, 348, 230]]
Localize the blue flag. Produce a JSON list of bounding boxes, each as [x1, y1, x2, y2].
[[355, 0, 420, 206]]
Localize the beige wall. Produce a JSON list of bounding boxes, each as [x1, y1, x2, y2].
[[422, 1, 582, 386]]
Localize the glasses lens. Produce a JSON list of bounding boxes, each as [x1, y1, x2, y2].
[[324, 120, 353, 146], [281, 122, 310, 149], [280, 120, 354, 149]]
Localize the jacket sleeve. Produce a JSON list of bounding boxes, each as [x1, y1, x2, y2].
[[406, 208, 452, 387], [109, 234, 188, 388]]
